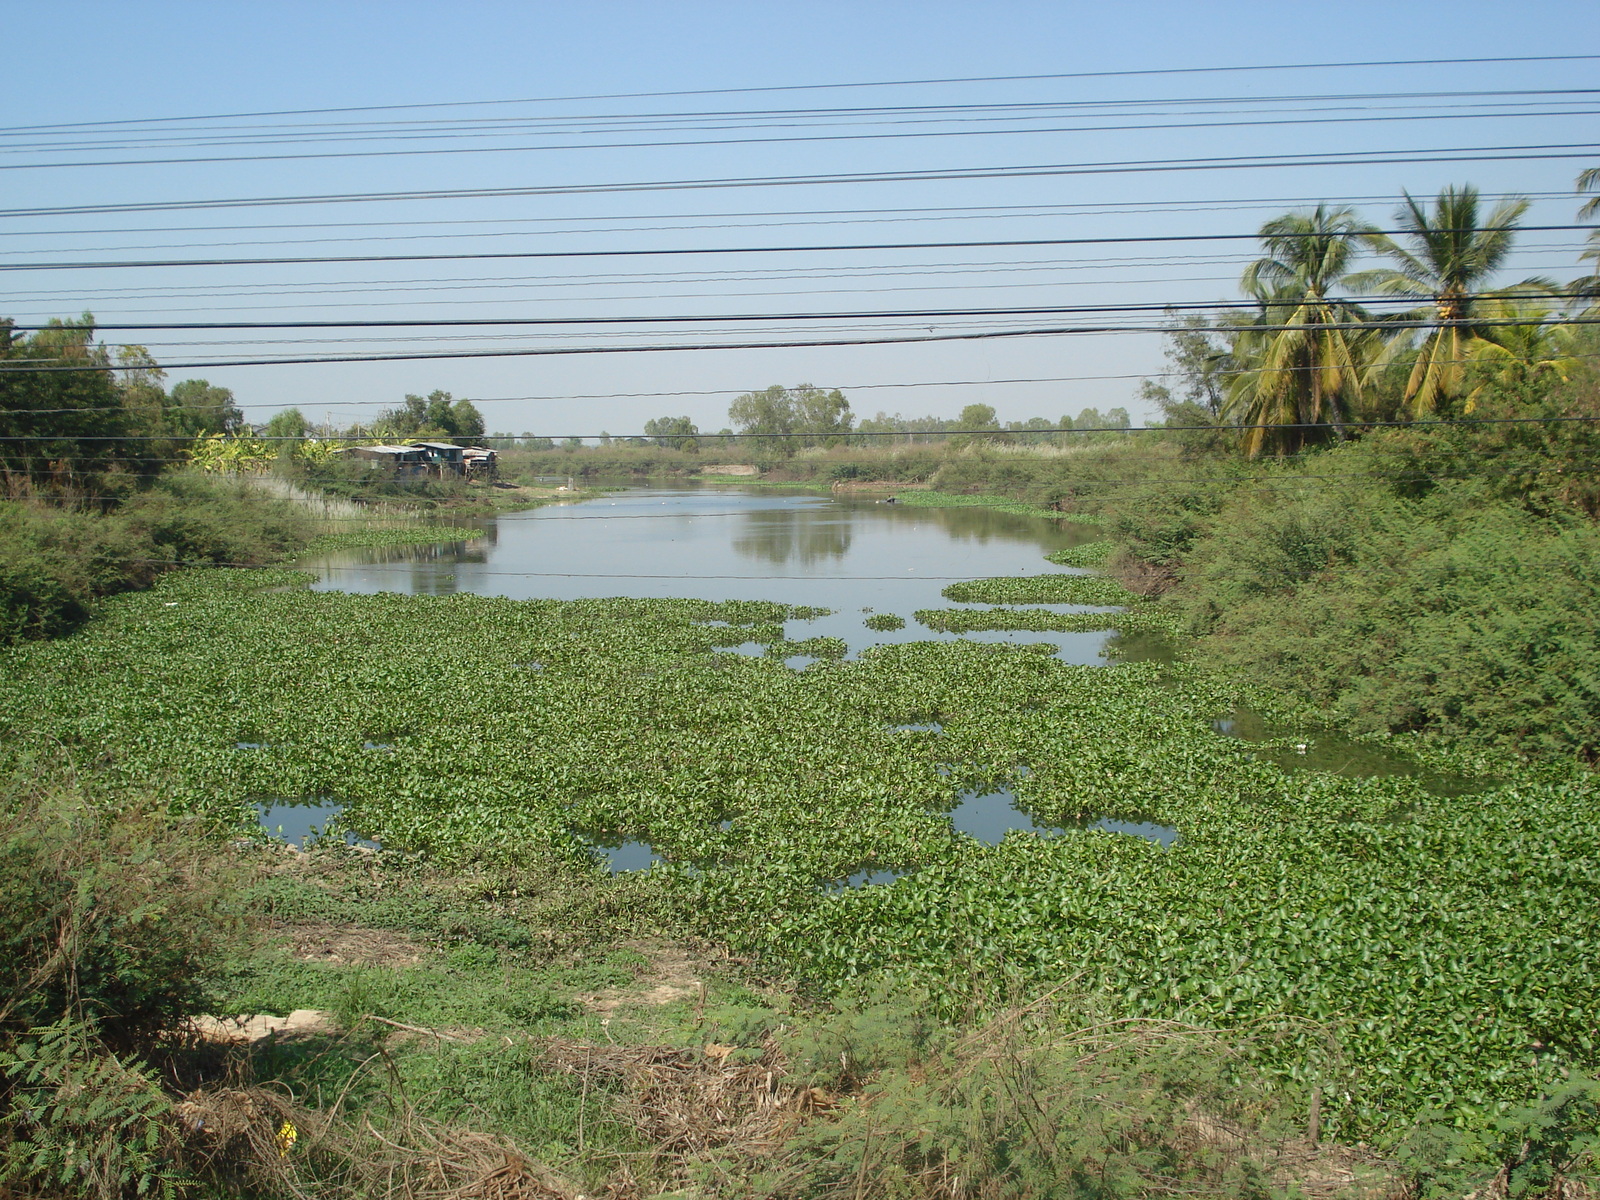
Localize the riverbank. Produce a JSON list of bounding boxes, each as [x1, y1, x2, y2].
[[0, 471, 611, 644]]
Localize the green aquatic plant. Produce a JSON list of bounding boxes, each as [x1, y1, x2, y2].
[[1044, 540, 1113, 567], [864, 613, 907, 631], [915, 607, 1180, 634], [0, 568, 1591, 1153], [300, 525, 486, 553], [890, 490, 1087, 520], [941, 573, 1143, 606]]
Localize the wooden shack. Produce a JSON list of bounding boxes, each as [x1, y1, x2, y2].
[[338, 444, 432, 476], [462, 446, 498, 478], [407, 441, 467, 475]]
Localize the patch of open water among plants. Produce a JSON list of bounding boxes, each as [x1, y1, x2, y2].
[[257, 799, 380, 850]]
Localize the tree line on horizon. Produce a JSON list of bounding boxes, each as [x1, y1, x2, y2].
[[4, 171, 1598, 486]]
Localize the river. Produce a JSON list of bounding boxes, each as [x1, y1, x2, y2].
[[300, 485, 1124, 664]]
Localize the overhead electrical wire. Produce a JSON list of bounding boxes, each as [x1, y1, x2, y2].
[[10, 105, 1599, 171], [5, 53, 1595, 130], [6, 141, 1596, 219], [10, 87, 1594, 150], [8, 313, 1600, 373], [2, 191, 1575, 247], [6, 242, 1586, 316], [3, 222, 1590, 272], [12, 290, 1593, 333]]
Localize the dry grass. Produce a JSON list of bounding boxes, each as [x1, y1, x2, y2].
[[541, 1037, 827, 1160], [174, 1084, 581, 1200]]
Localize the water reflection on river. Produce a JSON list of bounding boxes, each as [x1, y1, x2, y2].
[[300, 486, 1133, 664]]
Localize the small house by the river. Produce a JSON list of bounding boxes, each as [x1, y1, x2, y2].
[[339, 444, 432, 475]]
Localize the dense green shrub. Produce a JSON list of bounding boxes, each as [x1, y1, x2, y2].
[[0, 787, 243, 1198], [1188, 495, 1600, 760], [0, 475, 317, 643], [0, 791, 241, 1044]]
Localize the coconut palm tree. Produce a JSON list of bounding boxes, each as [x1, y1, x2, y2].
[[1223, 205, 1376, 456], [1354, 185, 1554, 416], [1574, 167, 1600, 302], [1465, 299, 1582, 409]]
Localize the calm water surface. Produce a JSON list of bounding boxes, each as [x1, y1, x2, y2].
[[301, 486, 1123, 663]]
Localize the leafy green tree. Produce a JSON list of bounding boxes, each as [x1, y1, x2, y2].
[[1466, 300, 1583, 407], [730, 386, 795, 453], [1576, 166, 1600, 301], [1005, 416, 1056, 444], [373, 390, 486, 442], [1357, 186, 1553, 416], [730, 385, 853, 454], [791, 385, 852, 446], [262, 408, 308, 439], [957, 403, 999, 431], [1138, 313, 1244, 443], [166, 379, 242, 436], [448, 397, 485, 440], [1225, 205, 1376, 456], [643, 415, 699, 450], [114, 346, 167, 438], [0, 315, 130, 487]]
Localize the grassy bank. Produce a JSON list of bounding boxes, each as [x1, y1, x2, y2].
[[506, 438, 1156, 518], [7, 774, 1417, 1199]]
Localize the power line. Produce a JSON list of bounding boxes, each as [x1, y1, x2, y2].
[[9, 291, 1587, 332], [5, 245, 1585, 321], [6, 54, 1595, 131], [11, 105, 1598, 171], [7, 310, 1600, 373], [10, 88, 1591, 149], [2, 191, 1574, 245], [6, 141, 1596, 219], [3, 222, 1590, 272]]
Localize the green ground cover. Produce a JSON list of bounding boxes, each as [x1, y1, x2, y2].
[[1, 564, 1593, 1156], [300, 524, 485, 554]]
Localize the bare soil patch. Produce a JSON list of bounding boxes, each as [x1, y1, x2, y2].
[[281, 920, 429, 967], [582, 940, 703, 1016]]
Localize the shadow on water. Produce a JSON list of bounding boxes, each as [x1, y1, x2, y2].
[[1213, 709, 1490, 796], [732, 507, 853, 565], [1103, 628, 1179, 665]]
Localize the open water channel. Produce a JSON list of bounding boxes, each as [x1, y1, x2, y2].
[[263, 484, 1444, 866], [303, 485, 1117, 661]]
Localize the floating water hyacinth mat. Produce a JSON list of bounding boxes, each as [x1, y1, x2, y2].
[[941, 573, 1144, 606], [0, 565, 1594, 1147]]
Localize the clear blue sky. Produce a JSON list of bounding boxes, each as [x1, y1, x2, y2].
[[5, 1, 1597, 434]]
